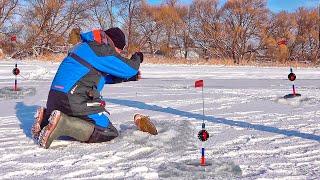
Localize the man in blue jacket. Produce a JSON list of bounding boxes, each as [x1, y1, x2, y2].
[[31, 28, 144, 148]]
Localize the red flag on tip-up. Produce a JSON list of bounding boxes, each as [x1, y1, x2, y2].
[[195, 80, 204, 88], [277, 39, 287, 46], [11, 35, 17, 42]]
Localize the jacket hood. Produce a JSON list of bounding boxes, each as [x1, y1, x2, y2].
[[80, 29, 103, 44]]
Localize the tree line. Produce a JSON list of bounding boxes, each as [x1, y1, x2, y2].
[[0, 0, 319, 64]]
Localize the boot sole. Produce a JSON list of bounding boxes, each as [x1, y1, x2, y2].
[[32, 107, 46, 139], [38, 110, 61, 149], [134, 114, 158, 135]]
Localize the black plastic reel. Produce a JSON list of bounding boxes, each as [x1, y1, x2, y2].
[[288, 73, 296, 81], [12, 67, 20, 76], [198, 129, 209, 141]]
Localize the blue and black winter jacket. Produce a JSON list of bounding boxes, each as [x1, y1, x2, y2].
[[46, 30, 141, 119]]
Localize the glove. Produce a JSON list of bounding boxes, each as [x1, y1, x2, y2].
[[137, 70, 141, 80], [127, 70, 141, 81], [132, 52, 143, 63]]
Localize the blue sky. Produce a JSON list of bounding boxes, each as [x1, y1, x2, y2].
[[267, 0, 319, 12], [147, 0, 319, 12]]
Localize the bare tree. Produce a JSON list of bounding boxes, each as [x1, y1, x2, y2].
[[131, 2, 164, 53], [318, 4, 320, 63], [0, 0, 18, 32], [189, 0, 223, 59], [180, 5, 194, 59], [152, 1, 185, 57], [293, 8, 319, 63], [222, 0, 268, 64], [261, 12, 296, 63], [1, 0, 317, 64], [22, 0, 91, 56], [118, 0, 141, 54], [90, 0, 117, 29], [0, 0, 20, 56]]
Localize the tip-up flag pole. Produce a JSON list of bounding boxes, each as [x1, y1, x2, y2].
[[195, 80, 209, 166], [195, 80, 205, 126], [12, 63, 20, 91]]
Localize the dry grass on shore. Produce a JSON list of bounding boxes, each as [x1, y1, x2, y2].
[[31, 53, 67, 62], [1, 53, 318, 68], [144, 56, 317, 68]]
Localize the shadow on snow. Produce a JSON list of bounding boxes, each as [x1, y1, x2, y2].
[[15, 102, 38, 139], [15, 99, 320, 142], [106, 98, 320, 142]]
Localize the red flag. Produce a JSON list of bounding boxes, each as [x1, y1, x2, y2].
[[195, 80, 203, 88], [11, 35, 17, 42], [277, 39, 287, 46]]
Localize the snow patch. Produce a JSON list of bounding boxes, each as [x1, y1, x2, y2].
[[276, 96, 304, 106], [0, 62, 319, 179], [25, 66, 51, 80], [0, 87, 36, 100], [158, 159, 242, 179]]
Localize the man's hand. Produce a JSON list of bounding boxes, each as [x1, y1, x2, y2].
[[132, 52, 143, 63], [127, 70, 141, 81]]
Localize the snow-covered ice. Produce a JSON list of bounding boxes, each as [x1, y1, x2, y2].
[[0, 60, 319, 179]]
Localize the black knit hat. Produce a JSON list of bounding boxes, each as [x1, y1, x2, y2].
[[104, 27, 126, 50]]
